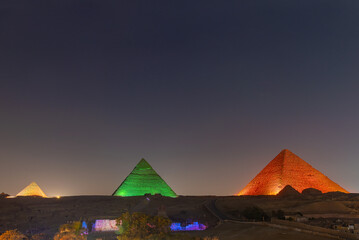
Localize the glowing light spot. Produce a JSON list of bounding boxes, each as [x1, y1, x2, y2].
[[82, 221, 87, 229], [170, 222, 207, 231], [92, 220, 119, 232]]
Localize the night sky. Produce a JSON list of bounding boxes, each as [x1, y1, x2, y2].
[[1, 1, 359, 196]]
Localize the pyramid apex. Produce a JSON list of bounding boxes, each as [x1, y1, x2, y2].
[[136, 158, 152, 169], [139, 158, 148, 163], [280, 149, 294, 157]]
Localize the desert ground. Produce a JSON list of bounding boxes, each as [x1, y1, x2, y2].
[[188, 221, 332, 240], [1, 193, 359, 239]]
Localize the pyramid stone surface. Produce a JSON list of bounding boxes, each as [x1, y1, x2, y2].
[[16, 182, 47, 197], [113, 159, 177, 197], [237, 149, 348, 195]]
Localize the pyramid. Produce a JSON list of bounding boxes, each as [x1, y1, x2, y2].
[[276, 185, 301, 197], [16, 182, 47, 197], [237, 149, 349, 195], [113, 159, 177, 197]]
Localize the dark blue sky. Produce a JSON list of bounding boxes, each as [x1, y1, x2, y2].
[[1, 1, 358, 196]]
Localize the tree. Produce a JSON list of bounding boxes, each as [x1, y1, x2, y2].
[[53, 232, 86, 240], [0, 230, 27, 240], [116, 212, 171, 240], [53, 222, 86, 240], [116, 212, 218, 240], [58, 222, 82, 234]]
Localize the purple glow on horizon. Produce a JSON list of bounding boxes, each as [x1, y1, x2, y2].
[[170, 222, 207, 231]]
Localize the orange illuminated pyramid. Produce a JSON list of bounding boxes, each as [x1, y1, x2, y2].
[[237, 149, 348, 195], [16, 182, 47, 197]]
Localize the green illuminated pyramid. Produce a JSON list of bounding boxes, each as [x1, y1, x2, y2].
[[113, 159, 177, 197]]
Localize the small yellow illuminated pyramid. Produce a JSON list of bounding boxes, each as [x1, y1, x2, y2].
[[16, 182, 47, 197]]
